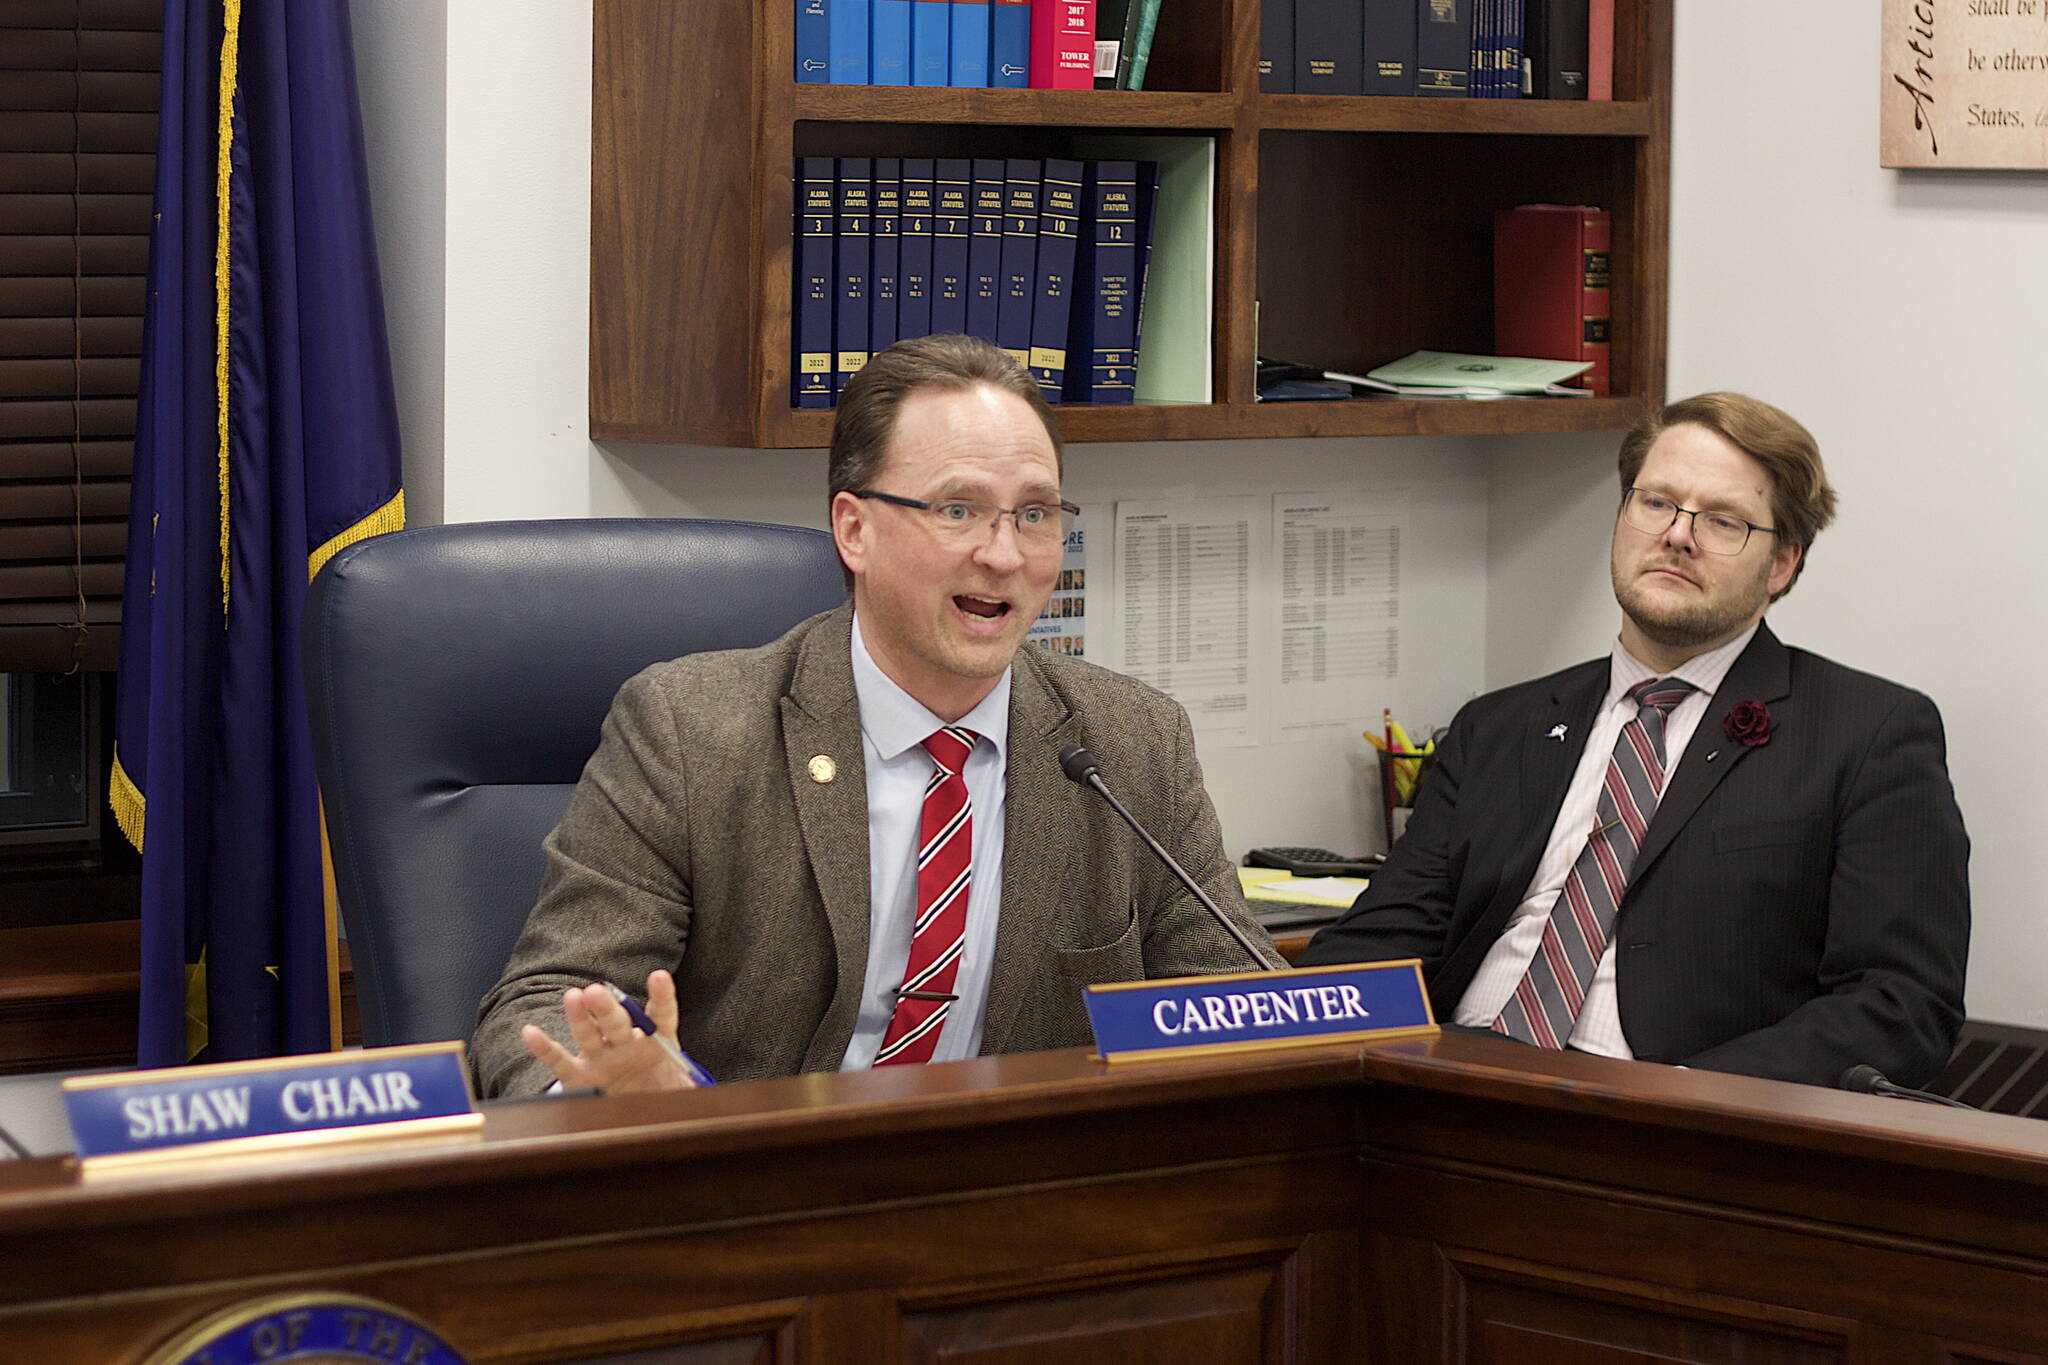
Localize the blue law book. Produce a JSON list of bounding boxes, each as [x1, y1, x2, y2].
[[829, 0, 870, 83], [873, 0, 912, 84], [1500, 0, 1526, 97], [1064, 160, 1140, 405], [1295, 0, 1364, 94], [793, 158, 837, 407], [833, 158, 873, 397], [912, 0, 951, 85], [1415, 0, 1471, 94], [898, 158, 935, 340], [990, 0, 1030, 86], [870, 159, 902, 356], [951, 0, 991, 85], [796, 0, 832, 81], [1260, 0, 1295, 92], [1029, 158, 1082, 402], [931, 158, 972, 336], [996, 158, 1040, 370], [966, 158, 1006, 345], [1362, 0, 1416, 95], [1470, 0, 1491, 96]]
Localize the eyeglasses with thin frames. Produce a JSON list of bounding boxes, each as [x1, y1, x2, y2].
[[1622, 487, 1777, 556], [852, 490, 1080, 546]]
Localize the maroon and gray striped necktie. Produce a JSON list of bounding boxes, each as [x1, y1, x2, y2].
[[874, 726, 978, 1066], [1493, 676, 1696, 1049]]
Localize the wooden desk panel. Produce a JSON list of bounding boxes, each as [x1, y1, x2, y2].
[[3, 1037, 2048, 1363]]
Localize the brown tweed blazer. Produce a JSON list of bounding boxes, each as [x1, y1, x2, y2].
[[472, 603, 1277, 1097]]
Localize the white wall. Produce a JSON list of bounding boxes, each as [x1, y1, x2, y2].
[[353, 2, 2048, 1025], [1489, 3, 2048, 1027]]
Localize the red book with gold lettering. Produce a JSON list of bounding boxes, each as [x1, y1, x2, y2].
[[1029, 0, 1095, 88], [1493, 203, 1611, 395]]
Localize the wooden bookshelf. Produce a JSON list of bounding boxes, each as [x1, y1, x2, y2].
[[590, 0, 1671, 448]]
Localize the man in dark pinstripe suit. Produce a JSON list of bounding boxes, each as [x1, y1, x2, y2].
[[1301, 393, 1969, 1089]]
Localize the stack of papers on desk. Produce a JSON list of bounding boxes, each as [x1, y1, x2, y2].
[[1237, 867, 1369, 930]]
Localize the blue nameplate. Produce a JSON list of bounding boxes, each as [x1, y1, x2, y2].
[[1084, 961, 1437, 1063], [63, 1041, 480, 1168]]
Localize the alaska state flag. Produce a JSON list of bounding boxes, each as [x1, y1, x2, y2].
[[114, 0, 404, 1066]]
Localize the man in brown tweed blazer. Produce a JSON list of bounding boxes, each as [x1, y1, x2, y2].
[[473, 337, 1278, 1098]]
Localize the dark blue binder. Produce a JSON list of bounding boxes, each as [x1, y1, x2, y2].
[[870, 158, 901, 357], [1500, 0, 1526, 97], [1296, 0, 1364, 94], [997, 158, 1040, 370], [931, 159, 971, 336], [1415, 0, 1471, 94], [873, 0, 912, 83], [951, 0, 991, 85], [1362, 0, 1415, 94], [1261, 0, 1295, 92], [793, 157, 837, 407], [990, 0, 1030, 86], [796, 0, 832, 82], [829, 0, 870, 83], [833, 158, 873, 396], [966, 158, 1005, 345], [898, 158, 935, 341], [1064, 160, 1140, 405], [912, 0, 951, 85], [1029, 158, 1082, 401]]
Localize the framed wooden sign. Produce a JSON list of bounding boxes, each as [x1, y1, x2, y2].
[[1883, 0, 2048, 168]]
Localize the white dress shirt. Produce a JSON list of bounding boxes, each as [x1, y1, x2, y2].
[[839, 614, 1011, 1069], [1451, 623, 1760, 1056]]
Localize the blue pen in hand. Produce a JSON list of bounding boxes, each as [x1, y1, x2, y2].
[[602, 982, 716, 1087]]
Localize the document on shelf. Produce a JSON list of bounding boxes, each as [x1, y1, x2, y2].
[[1272, 493, 1406, 737], [1116, 496, 1260, 745]]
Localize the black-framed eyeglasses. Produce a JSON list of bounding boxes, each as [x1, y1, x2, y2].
[[852, 490, 1080, 545], [1622, 487, 1777, 556]]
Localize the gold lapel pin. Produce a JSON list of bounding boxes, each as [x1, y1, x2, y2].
[[807, 754, 836, 784]]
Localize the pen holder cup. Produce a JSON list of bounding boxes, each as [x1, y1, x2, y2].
[[1378, 749, 1436, 850]]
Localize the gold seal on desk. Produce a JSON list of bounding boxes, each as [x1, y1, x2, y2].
[[140, 1292, 472, 1365], [807, 754, 836, 783]]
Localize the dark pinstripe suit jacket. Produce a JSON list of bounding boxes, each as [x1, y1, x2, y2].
[[1297, 625, 1970, 1088], [472, 603, 1278, 1098]]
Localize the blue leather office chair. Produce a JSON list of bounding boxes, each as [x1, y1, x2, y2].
[[301, 518, 847, 1049]]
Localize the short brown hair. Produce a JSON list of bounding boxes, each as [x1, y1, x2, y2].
[[828, 334, 1063, 504], [1617, 392, 1837, 600]]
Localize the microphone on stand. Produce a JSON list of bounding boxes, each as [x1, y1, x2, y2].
[[1837, 1064, 1974, 1110], [1058, 743, 1271, 970]]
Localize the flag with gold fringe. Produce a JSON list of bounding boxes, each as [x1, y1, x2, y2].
[[115, 0, 403, 1066]]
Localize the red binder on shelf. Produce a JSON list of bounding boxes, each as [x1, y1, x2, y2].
[[1029, 0, 1095, 88], [1493, 203, 1611, 396]]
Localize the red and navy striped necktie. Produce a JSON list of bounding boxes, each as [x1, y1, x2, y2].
[[1494, 676, 1696, 1049], [874, 725, 978, 1066]]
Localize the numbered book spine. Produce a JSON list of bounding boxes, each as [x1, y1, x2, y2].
[[966, 158, 1006, 345], [991, 0, 1032, 85], [951, 0, 991, 84], [1064, 160, 1139, 405], [1414, 0, 1470, 95], [833, 158, 873, 395], [931, 159, 972, 336], [1296, 0, 1364, 94], [913, 0, 951, 84], [1362, 0, 1414, 94], [997, 157, 1041, 368], [793, 157, 837, 407], [829, 0, 870, 82], [1259, 0, 1295, 91], [871, 159, 902, 357], [898, 158, 936, 341], [796, 0, 832, 81], [874, 0, 912, 83], [1029, 0, 1095, 89], [1030, 158, 1082, 401]]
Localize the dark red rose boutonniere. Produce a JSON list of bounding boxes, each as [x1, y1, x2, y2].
[[1723, 701, 1772, 748]]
